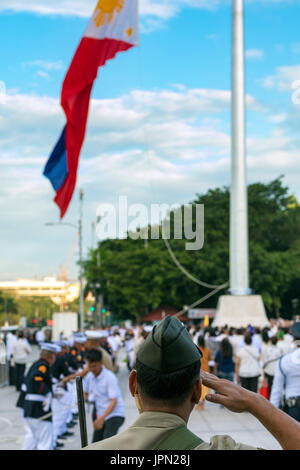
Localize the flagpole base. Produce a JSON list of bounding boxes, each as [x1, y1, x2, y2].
[[212, 295, 269, 328]]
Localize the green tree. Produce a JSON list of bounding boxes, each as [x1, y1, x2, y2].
[[83, 177, 300, 321]]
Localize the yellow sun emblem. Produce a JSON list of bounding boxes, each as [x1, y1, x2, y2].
[[93, 0, 125, 28]]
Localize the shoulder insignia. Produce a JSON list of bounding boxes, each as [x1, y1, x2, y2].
[[38, 365, 47, 374], [34, 376, 43, 382]]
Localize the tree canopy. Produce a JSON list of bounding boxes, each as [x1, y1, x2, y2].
[[83, 177, 300, 321]]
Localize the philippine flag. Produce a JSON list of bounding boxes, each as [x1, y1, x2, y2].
[[44, 0, 138, 219]]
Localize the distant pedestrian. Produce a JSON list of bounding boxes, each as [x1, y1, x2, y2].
[[205, 328, 220, 373], [262, 336, 282, 394], [214, 338, 235, 382], [6, 330, 17, 386], [270, 322, 300, 422], [196, 336, 211, 411], [35, 329, 45, 344], [12, 331, 31, 391], [235, 334, 261, 393]]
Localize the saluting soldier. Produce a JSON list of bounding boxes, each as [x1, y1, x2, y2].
[[83, 316, 300, 451], [17, 343, 58, 450]]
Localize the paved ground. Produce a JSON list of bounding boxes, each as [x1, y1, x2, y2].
[[0, 346, 281, 450]]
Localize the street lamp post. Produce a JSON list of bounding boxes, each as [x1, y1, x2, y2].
[[79, 189, 84, 331], [45, 189, 85, 331]]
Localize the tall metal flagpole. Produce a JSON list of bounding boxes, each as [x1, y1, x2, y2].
[[213, 0, 268, 328], [230, 0, 251, 296]]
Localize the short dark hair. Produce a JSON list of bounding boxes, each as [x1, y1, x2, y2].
[[271, 336, 278, 346], [86, 349, 103, 363], [197, 335, 205, 349], [244, 333, 252, 345], [135, 359, 201, 407]]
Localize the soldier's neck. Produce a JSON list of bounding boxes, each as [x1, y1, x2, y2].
[[141, 404, 191, 424]]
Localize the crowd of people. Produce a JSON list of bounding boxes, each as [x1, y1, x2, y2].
[[0, 316, 299, 450], [188, 319, 300, 421]]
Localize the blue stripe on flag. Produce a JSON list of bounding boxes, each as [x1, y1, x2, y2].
[[43, 126, 68, 191]]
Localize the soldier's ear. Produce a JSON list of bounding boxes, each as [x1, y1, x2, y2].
[[192, 378, 202, 404], [129, 369, 138, 397]]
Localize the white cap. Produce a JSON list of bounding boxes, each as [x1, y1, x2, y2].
[[40, 343, 60, 353], [72, 333, 87, 344], [86, 330, 108, 339], [55, 340, 69, 348], [143, 326, 153, 333]]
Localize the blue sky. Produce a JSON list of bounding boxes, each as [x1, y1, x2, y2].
[[1, 0, 300, 281]]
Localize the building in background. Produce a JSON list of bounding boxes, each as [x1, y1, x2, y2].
[[0, 277, 79, 307]]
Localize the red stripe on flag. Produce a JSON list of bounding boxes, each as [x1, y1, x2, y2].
[[54, 38, 134, 219]]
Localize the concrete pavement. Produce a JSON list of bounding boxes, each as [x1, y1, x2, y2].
[[0, 346, 281, 450]]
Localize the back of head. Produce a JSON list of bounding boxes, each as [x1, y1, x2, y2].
[[197, 335, 205, 349], [135, 316, 202, 407], [221, 338, 232, 358], [262, 330, 270, 344], [270, 336, 278, 346], [290, 322, 300, 344], [244, 333, 252, 346]]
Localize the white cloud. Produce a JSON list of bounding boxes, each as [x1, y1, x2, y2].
[[261, 65, 300, 91], [22, 60, 64, 71], [268, 113, 287, 123], [1, 84, 299, 279], [0, 0, 220, 19], [246, 49, 264, 60]]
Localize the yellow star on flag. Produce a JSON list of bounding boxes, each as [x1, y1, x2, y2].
[[126, 27, 133, 38]]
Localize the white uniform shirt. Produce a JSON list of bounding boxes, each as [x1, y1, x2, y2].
[[270, 348, 300, 408], [12, 339, 31, 364], [107, 336, 119, 353], [6, 333, 17, 360], [262, 345, 282, 376], [237, 335, 263, 354], [82, 371, 95, 402], [237, 346, 261, 378], [278, 339, 294, 355], [88, 367, 125, 421]]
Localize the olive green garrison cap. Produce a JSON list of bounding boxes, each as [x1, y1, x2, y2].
[[136, 316, 202, 372]]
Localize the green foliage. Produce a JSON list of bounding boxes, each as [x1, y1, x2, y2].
[[0, 294, 58, 327], [83, 177, 300, 321]]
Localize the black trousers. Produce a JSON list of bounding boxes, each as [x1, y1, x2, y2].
[[287, 406, 300, 423], [8, 361, 15, 386], [240, 376, 260, 393], [15, 363, 26, 391], [92, 416, 125, 443], [264, 373, 274, 394]]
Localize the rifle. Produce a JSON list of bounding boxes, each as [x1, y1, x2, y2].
[[76, 376, 88, 448]]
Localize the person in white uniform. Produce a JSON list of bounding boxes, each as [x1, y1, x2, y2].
[[83, 349, 125, 443], [270, 322, 300, 423]]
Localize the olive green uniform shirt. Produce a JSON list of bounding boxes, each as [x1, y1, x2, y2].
[[83, 412, 259, 450]]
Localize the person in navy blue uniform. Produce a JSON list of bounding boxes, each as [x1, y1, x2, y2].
[[17, 343, 58, 450]]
